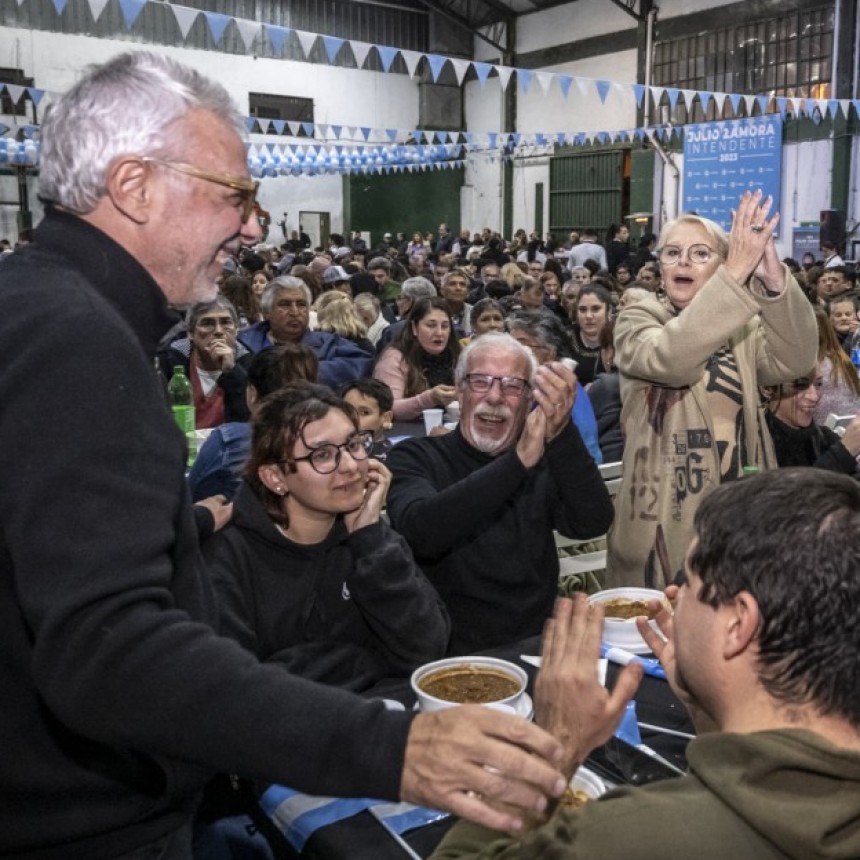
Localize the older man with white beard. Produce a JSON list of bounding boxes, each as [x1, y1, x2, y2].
[[386, 333, 613, 654]]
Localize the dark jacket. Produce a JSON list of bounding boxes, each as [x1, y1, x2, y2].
[[205, 482, 450, 690], [238, 322, 373, 389], [0, 208, 414, 859], [765, 412, 857, 474], [386, 424, 613, 654], [587, 371, 624, 463]]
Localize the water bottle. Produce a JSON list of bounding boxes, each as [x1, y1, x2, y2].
[[167, 365, 196, 466]]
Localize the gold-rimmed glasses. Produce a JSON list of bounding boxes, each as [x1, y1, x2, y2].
[[142, 157, 259, 223]]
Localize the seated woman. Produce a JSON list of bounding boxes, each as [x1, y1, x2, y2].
[[765, 372, 860, 474], [373, 296, 460, 422], [813, 306, 860, 424], [569, 284, 613, 385], [204, 381, 450, 691], [469, 298, 507, 339], [316, 292, 375, 355], [587, 318, 623, 463]]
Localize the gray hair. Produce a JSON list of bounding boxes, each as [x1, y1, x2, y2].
[[368, 257, 391, 272], [506, 309, 574, 361], [39, 51, 244, 214], [401, 276, 437, 300], [261, 276, 312, 313], [185, 296, 238, 331], [657, 213, 729, 259], [455, 332, 537, 385]]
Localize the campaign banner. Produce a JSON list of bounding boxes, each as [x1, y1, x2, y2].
[[682, 115, 783, 234]]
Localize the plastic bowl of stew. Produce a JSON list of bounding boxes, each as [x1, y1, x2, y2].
[[411, 656, 527, 713]]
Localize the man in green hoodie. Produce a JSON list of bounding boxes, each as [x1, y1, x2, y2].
[[432, 467, 860, 860]]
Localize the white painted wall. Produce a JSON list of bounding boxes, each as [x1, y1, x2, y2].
[[0, 29, 420, 240]]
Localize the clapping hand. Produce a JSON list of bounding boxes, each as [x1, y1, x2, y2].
[[725, 189, 782, 292]]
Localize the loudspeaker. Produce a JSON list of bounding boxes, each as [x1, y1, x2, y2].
[[820, 209, 846, 247]]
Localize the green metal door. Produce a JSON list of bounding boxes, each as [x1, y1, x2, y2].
[[549, 150, 625, 235]]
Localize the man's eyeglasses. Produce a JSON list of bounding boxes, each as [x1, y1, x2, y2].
[[196, 315, 236, 332], [285, 431, 374, 475], [463, 374, 531, 397], [658, 244, 715, 266], [143, 157, 259, 223]]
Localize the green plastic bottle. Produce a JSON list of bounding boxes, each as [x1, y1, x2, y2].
[[167, 365, 196, 467], [742, 465, 760, 478]]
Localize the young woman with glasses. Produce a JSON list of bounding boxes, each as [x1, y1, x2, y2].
[[606, 191, 818, 590], [203, 381, 450, 692]]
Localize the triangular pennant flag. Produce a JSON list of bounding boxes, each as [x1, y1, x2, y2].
[[294, 30, 318, 60], [556, 132, 567, 146], [426, 54, 448, 83], [265, 24, 290, 55], [322, 35, 345, 64], [827, 99, 840, 118], [85, 0, 111, 22], [287, 121, 301, 136], [811, 104, 823, 125], [742, 94, 756, 114], [839, 99, 851, 118], [118, 0, 146, 27], [202, 11, 232, 45], [728, 93, 743, 114], [473, 62, 492, 86], [681, 89, 697, 110], [360, 127, 371, 141], [376, 45, 399, 72], [556, 75, 573, 99], [5, 85, 24, 105], [244, 117, 257, 133], [170, 4, 200, 39], [301, 122, 315, 137], [350, 40, 373, 69], [26, 87, 45, 106], [496, 66, 514, 91], [50, 0, 71, 14], [510, 132, 522, 146], [853, 100, 860, 118], [487, 132, 498, 149], [576, 77, 591, 98], [400, 50, 423, 78], [265, 142, 276, 154], [697, 91, 713, 112], [650, 85, 665, 108], [635, 128, 646, 142], [317, 123, 329, 138], [775, 97, 789, 117], [535, 133, 547, 146], [596, 132, 609, 145], [331, 125, 342, 139], [272, 120, 286, 135], [665, 87, 680, 109], [450, 58, 471, 86], [235, 19, 262, 51], [631, 83, 646, 107], [0, 123, 9, 137], [713, 92, 728, 114], [517, 69, 534, 93], [754, 95, 769, 115], [385, 128, 397, 142], [595, 79, 611, 103]]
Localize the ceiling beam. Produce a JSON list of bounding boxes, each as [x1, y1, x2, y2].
[[416, 0, 509, 52]]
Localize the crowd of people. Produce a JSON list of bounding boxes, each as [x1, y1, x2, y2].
[[2, 49, 858, 860]]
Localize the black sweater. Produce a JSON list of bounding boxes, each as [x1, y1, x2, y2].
[[765, 412, 857, 474], [386, 423, 613, 654], [0, 209, 414, 859], [206, 481, 450, 689]]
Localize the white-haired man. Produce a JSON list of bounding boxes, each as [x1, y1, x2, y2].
[[0, 52, 568, 858], [387, 333, 613, 654]]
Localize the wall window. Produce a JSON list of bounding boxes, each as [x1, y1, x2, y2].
[[653, 6, 833, 123], [249, 93, 315, 137], [0, 67, 35, 118]]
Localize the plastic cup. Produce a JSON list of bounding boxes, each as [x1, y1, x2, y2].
[[422, 408, 444, 434]]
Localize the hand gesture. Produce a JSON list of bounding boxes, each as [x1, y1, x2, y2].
[[400, 706, 567, 833], [194, 494, 233, 532], [725, 189, 779, 287], [531, 362, 575, 442], [432, 384, 458, 407], [839, 415, 860, 457], [205, 338, 236, 371], [535, 595, 642, 777], [343, 459, 390, 533]]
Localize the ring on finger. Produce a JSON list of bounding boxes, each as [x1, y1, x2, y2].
[[751, 224, 764, 233]]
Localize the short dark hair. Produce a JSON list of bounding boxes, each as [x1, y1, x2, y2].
[[690, 468, 860, 727], [246, 382, 358, 528], [340, 377, 394, 414]]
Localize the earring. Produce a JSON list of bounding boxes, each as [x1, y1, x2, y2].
[[275, 485, 286, 496], [383, 421, 393, 430]]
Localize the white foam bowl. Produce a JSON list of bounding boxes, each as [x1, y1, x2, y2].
[[571, 766, 607, 800], [587, 587, 666, 655], [411, 656, 527, 713]]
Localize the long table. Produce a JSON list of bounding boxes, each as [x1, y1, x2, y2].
[[288, 635, 694, 860]]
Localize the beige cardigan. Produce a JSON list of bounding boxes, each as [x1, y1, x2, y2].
[[606, 265, 817, 588]]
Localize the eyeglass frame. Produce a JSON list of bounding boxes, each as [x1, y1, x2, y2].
[[280, 431, 374, 475], [194, 314, 237, 333], [657, 243, 717, 266], [462, 373, 532, 398], [142, 157, 259, 223]]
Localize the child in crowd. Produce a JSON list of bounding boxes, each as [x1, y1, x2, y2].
[[341, 378, 395, 461]]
